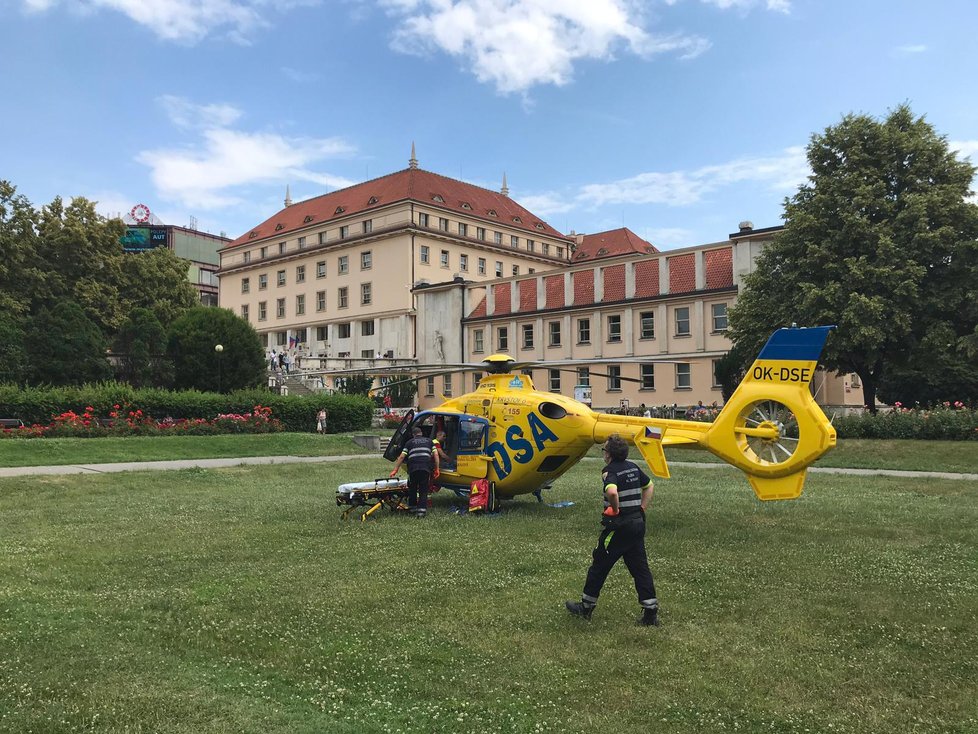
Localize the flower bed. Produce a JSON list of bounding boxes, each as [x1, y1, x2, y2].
[[833, 402, 978, 441], [1, 404, 285, 439]]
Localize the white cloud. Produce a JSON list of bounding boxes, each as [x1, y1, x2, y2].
[[383, 0, 709, 94], [20, 0, 270, 43], [645, 227, 696, 249], [951, 140, 978, 160], [894, 43, 927, 55], [577, 146, 809, 207], [137, 96, 356, 209], [518, 191, 574, 216], [665, 0, 790, 13]]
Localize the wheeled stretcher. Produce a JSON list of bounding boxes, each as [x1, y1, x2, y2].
[[336, 478, 410, 521]]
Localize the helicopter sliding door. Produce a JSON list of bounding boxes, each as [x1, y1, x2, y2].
[[456, 415, 489, 479]]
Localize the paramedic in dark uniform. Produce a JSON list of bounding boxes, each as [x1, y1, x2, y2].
[[565, 435, 659, 626], [389, 427, 440, 517]]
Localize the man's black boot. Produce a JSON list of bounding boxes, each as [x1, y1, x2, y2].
[[639, 607, 660, 627], [565, 600, 593, 620]]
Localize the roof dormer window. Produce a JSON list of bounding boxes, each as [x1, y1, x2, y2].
[[334, 206, 346, 215], [535, 223, 544, 230], [597, 248, 608, 256], [367, 196, 379, 205], [303, 215, 314, 223], [512, 216, 522, 223], [487, 209, 497, 217], [248, 231, 258, 239], [275, 223, 284, 231], [460, 201, 472, 210], [432, 194, 445, 203]]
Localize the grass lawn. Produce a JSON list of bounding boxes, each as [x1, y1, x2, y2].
[[1, 459, 976, 733], [2, 433, 977, 474]]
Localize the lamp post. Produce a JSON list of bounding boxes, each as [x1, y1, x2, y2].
[[215, 344, 224, 393]]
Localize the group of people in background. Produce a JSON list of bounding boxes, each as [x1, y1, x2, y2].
[[268, 350, 300, 374]]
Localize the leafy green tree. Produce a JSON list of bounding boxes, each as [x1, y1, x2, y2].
[[729, 105, 978, 410], [712, 341, 753, 403], [167, 307, 265, 393], [114, 308, 173, 388], [0, 311, 28, 384], [119, 247, 199, 328], [376, 376, 418, 408], [0, 180, 45, 317], [25, 301, 112, 386], [337, 373, 376, 396]]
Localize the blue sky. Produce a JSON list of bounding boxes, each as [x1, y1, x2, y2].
[[2, 0, 976, 249]]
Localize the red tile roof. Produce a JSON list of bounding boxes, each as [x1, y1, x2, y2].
[[228, 167, 567, 248], [634, 259, 660, 298], [518, 279, 537, 312], [602, 264, 625, 301], [705, 247, 733, 289], [493, 282, 512, 315], [573, 228, 658, 262], [469, 295, 487, 318], [544, 274, 565, 309], [668, 253, 696, 294], [572, 270, 594, 305]]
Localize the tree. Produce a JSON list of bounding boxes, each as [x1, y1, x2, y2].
[[118, 247, 199, 329], [114, 308, 173, 388], [729, 105, 978, 410], [337, 373, 376, 396], [167, 307, 265, 393], [376, 376, 418, 408], [25, 301, 112, 386], [712, 341, 753, 403], [0, 311, 28, 384], [0, 180, 44, 317]]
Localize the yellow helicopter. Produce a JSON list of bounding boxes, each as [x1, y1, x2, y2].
[[366, 325, 837, 503]]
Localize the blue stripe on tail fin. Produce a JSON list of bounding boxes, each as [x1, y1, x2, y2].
[[758, 325, 836, 362]]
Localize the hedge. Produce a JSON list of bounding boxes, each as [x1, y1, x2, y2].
[[0, 383, 373, 434], [832, 405, 978, 441]]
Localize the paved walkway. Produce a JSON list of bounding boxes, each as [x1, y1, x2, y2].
[[0, 455, 976, 481]]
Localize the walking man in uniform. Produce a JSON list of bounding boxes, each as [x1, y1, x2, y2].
[[389, 427, 440, 517], [565, 434, 660, 626]]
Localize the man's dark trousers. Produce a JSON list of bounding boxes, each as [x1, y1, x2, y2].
[[583, 514, 656, 604], [408, 469, 430, 514]]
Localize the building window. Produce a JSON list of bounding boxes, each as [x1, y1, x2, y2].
[[542, 243, 550, 256], [418, 212, 429, 227], [676, 307, 691, 336], [494, 231, 503, 245], [420, 245, 430, 264], [511, 235, 519, 248], [641, 364, 655, 390], [473, 329, 484, 353], [296, 265, 306, 283], [258, 274, 268, 290], [440, 250, 449, 268], [549, 369, 560, 392], [478, 258, 487, 275], [495, 261, 503, 277], [577, 318, 590, 344], [713, 359, 723, 388], [339, 225, 349, 239], [607, 314, 622, 342], [607, 365, 621, 391], [498, 327, 508, 351], [338, 286, 348, 308], [460, 253, 469, 271], [337, 322, 351, 339], [298, 236, 306, 249], [361, 320, 375, 336], [241, 304, 249, 320], [338, 255, 349, 275], [241, 278, 250, 293], [512, 265, 519, 276], [260, 246, 268, 259], [363, 219, 372, 234], [548, 321, 561, 347], [556, 246, 564, 258], [443, 374, 453, 397], [712, 303, 728, 332], [276, 298, 286, 318], [277, 270, 286, 287], [296, 294, 305, 315], [439, 217, 449, 232], [676, 363, 691, 389], [361, 251, 372, 270], [316, 326, 327, 341], [243, 251, 252, 263], [258, 301, 267, 321], [361, 282, 372, 305], [361, 349, 375, 359], [425, 376, 435, 396], [318, 232, 328, 245], [527, 239, 534, 252], [279, 242, 286, 255], [522, 324, 534, 349], [477, 227, 486, 240], [316, 291, 326, 312], [578, 367, 590, 387], [640, 311, 655, 339], [317, 261, 326, 278], [458, 223, 468, 237]]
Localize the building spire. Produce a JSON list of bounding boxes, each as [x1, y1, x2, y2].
[[284, 184, 292, 208], [501, 172, 509, 197], [409, 141, 418, 170]]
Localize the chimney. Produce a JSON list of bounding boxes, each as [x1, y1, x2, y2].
[[738, 220, 754, 233]]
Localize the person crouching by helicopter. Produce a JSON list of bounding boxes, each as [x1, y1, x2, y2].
[[565, 435, 660, 626], [389, 427, 440, 517]]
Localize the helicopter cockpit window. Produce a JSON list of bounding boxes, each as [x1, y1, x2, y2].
[[538, 402, 568, 420], [459, 420, 487, 452]]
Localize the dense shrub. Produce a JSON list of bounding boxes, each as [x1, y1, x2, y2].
[[833, 403, 978, 441], [0, 383, 372, 434]]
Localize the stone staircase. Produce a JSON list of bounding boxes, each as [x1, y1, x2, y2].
[[273, 374, 318, 396]]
